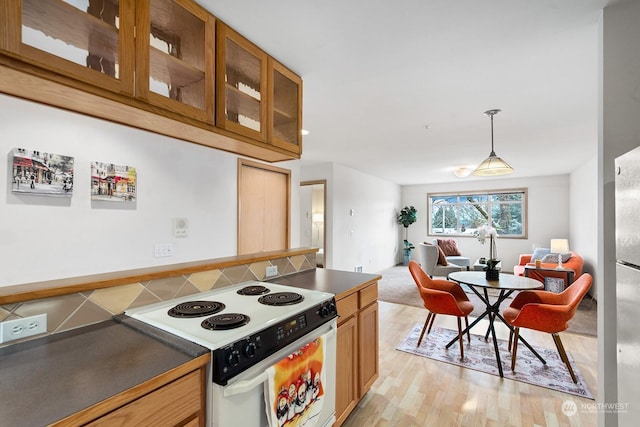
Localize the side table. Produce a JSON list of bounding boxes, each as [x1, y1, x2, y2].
[[524, 265, 575, 292]]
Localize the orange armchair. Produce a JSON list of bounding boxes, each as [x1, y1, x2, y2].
[[408, 260, 474, 360], [502, 273, 593, 383]]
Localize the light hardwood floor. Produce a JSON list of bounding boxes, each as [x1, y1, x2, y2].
[[342, 301, 597, 427]]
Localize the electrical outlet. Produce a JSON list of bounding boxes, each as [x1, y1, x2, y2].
[[354, 266, 363, 273], [154, 243, 174, 258], [265, 265, 278, 277], [0, 313, 47, 344]]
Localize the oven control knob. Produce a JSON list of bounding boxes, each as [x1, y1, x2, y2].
[[328, 302, 337, 314], [243, 342, 257, 358], [320, 302, 337, 318], [226, 350, 240, 367]]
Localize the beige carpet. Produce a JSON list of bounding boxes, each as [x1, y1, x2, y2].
[[377, 265, 597, 337]]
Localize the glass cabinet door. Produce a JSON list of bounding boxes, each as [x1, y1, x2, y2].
[[4, 0, 135, 94], [269, 58, 302, 154], [136, 0, 214, 122], [216, 22, 267, 142]]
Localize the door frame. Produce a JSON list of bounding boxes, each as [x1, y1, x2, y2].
[[300, 179, 327, 267]]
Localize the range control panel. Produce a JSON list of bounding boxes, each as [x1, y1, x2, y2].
[[211, 298, 337, 385]]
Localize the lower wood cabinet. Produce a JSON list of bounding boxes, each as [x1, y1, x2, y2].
[[335, 282, 379, 427], [87, 370, 203, 426]]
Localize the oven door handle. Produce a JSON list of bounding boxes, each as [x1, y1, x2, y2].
[[223, 321, 337, 398], [223, 371, 269, 397]]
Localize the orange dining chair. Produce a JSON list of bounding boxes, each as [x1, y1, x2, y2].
[[502, 273, 593, 383], [408, 260, 474, 360]]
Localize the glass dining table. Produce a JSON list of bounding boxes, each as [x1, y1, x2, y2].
[[447, 271, 546, 377]]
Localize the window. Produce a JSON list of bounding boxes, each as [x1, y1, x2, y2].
[[428, 188, 527, 238]]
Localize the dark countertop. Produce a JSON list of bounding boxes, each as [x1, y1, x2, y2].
[[269, 268, 381, 299], [0, 318, 208, 427]]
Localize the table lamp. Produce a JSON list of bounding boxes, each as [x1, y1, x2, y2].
[[550, 239, 570, 269]]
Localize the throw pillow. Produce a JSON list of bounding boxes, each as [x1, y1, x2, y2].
[[437, 239, 461, 256], [530, 247, 551, 262], [436, 245, 449, 266], [424, 242, 448, 266], [541, 253, 572, 264]]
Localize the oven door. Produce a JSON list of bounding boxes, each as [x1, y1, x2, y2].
[[208, 319, 337, 427]]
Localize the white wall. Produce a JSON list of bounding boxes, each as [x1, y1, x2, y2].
[[401, 175, 571, 273], [600, 1, 640, 424], [301, 162, 400, 273], [0, 94, 301, 287], [570, 155, 598, 299]]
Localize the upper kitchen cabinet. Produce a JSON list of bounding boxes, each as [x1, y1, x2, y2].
[[268, 58, 302, 155], [135, 0, 214, 123], [216, 22, 268, 142], [0, 0, 135, 95]]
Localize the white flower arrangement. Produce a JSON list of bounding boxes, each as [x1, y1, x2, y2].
[[476, 225, 498, 261]]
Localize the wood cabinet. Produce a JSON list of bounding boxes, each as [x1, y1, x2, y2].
[[335, 282, 379, 427], [268, 57, 302, 154], [86, 370, 204, 426], [216, 22, 303, 154], [52, 355, 208, 426], [135, 0, 215, 123], [0, 0, 135, 95], [336, 295, 358, 425], [0, 0, 302, 162], [216, 21, 268, 142]]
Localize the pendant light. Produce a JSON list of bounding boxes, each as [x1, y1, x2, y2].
[[472, 109, 514, 176]]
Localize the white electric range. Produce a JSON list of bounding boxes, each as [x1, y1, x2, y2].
[[125, 281, 338, 427]]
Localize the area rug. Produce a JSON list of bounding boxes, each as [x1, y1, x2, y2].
[[396, 323, 594, 399], [378, 265, 597, 336]]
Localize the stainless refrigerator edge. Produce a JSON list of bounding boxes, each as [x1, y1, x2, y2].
[[615, 145, 640, 424]]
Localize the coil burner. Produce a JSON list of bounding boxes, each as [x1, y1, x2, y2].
[[201, 313, 251, 330], [237, 285, 270, 296], [168, 301, 225, 318], [258, 292, 304, 306]]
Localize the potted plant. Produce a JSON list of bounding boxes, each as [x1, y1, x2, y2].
[[397, 206, 417, 265], [476, 224, 500, 279]]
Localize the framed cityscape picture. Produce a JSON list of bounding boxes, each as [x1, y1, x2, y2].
[[11, 148, 74, 197], [91, 161, 137, 202], [545, 277, 565, 293]]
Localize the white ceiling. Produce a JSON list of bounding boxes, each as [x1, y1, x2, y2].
[[198, 0, 606, 185]]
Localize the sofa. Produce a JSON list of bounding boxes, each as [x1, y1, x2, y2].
[[513, 250, 584, 285], [417, 243, 465, 278]]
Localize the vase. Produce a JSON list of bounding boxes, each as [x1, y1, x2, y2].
[[403, 250, 412, 266], [485, 258, 500, 280], [485, 268, 500, 280]]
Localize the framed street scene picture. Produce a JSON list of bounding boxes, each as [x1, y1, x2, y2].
[[11, 148, 74, 197], [545, 277, 565, 293], [91, 161, 137, 202]]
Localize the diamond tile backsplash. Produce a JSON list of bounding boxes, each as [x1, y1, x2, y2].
[[0, 253, 317, 347]]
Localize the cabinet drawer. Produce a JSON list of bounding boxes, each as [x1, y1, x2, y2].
[[336, 292, 358, 322], [359, 283, 378, 308], [87, 370, 202, 426]]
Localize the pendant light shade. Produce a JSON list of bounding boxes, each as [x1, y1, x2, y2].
[[472, 109, 514, 176]]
